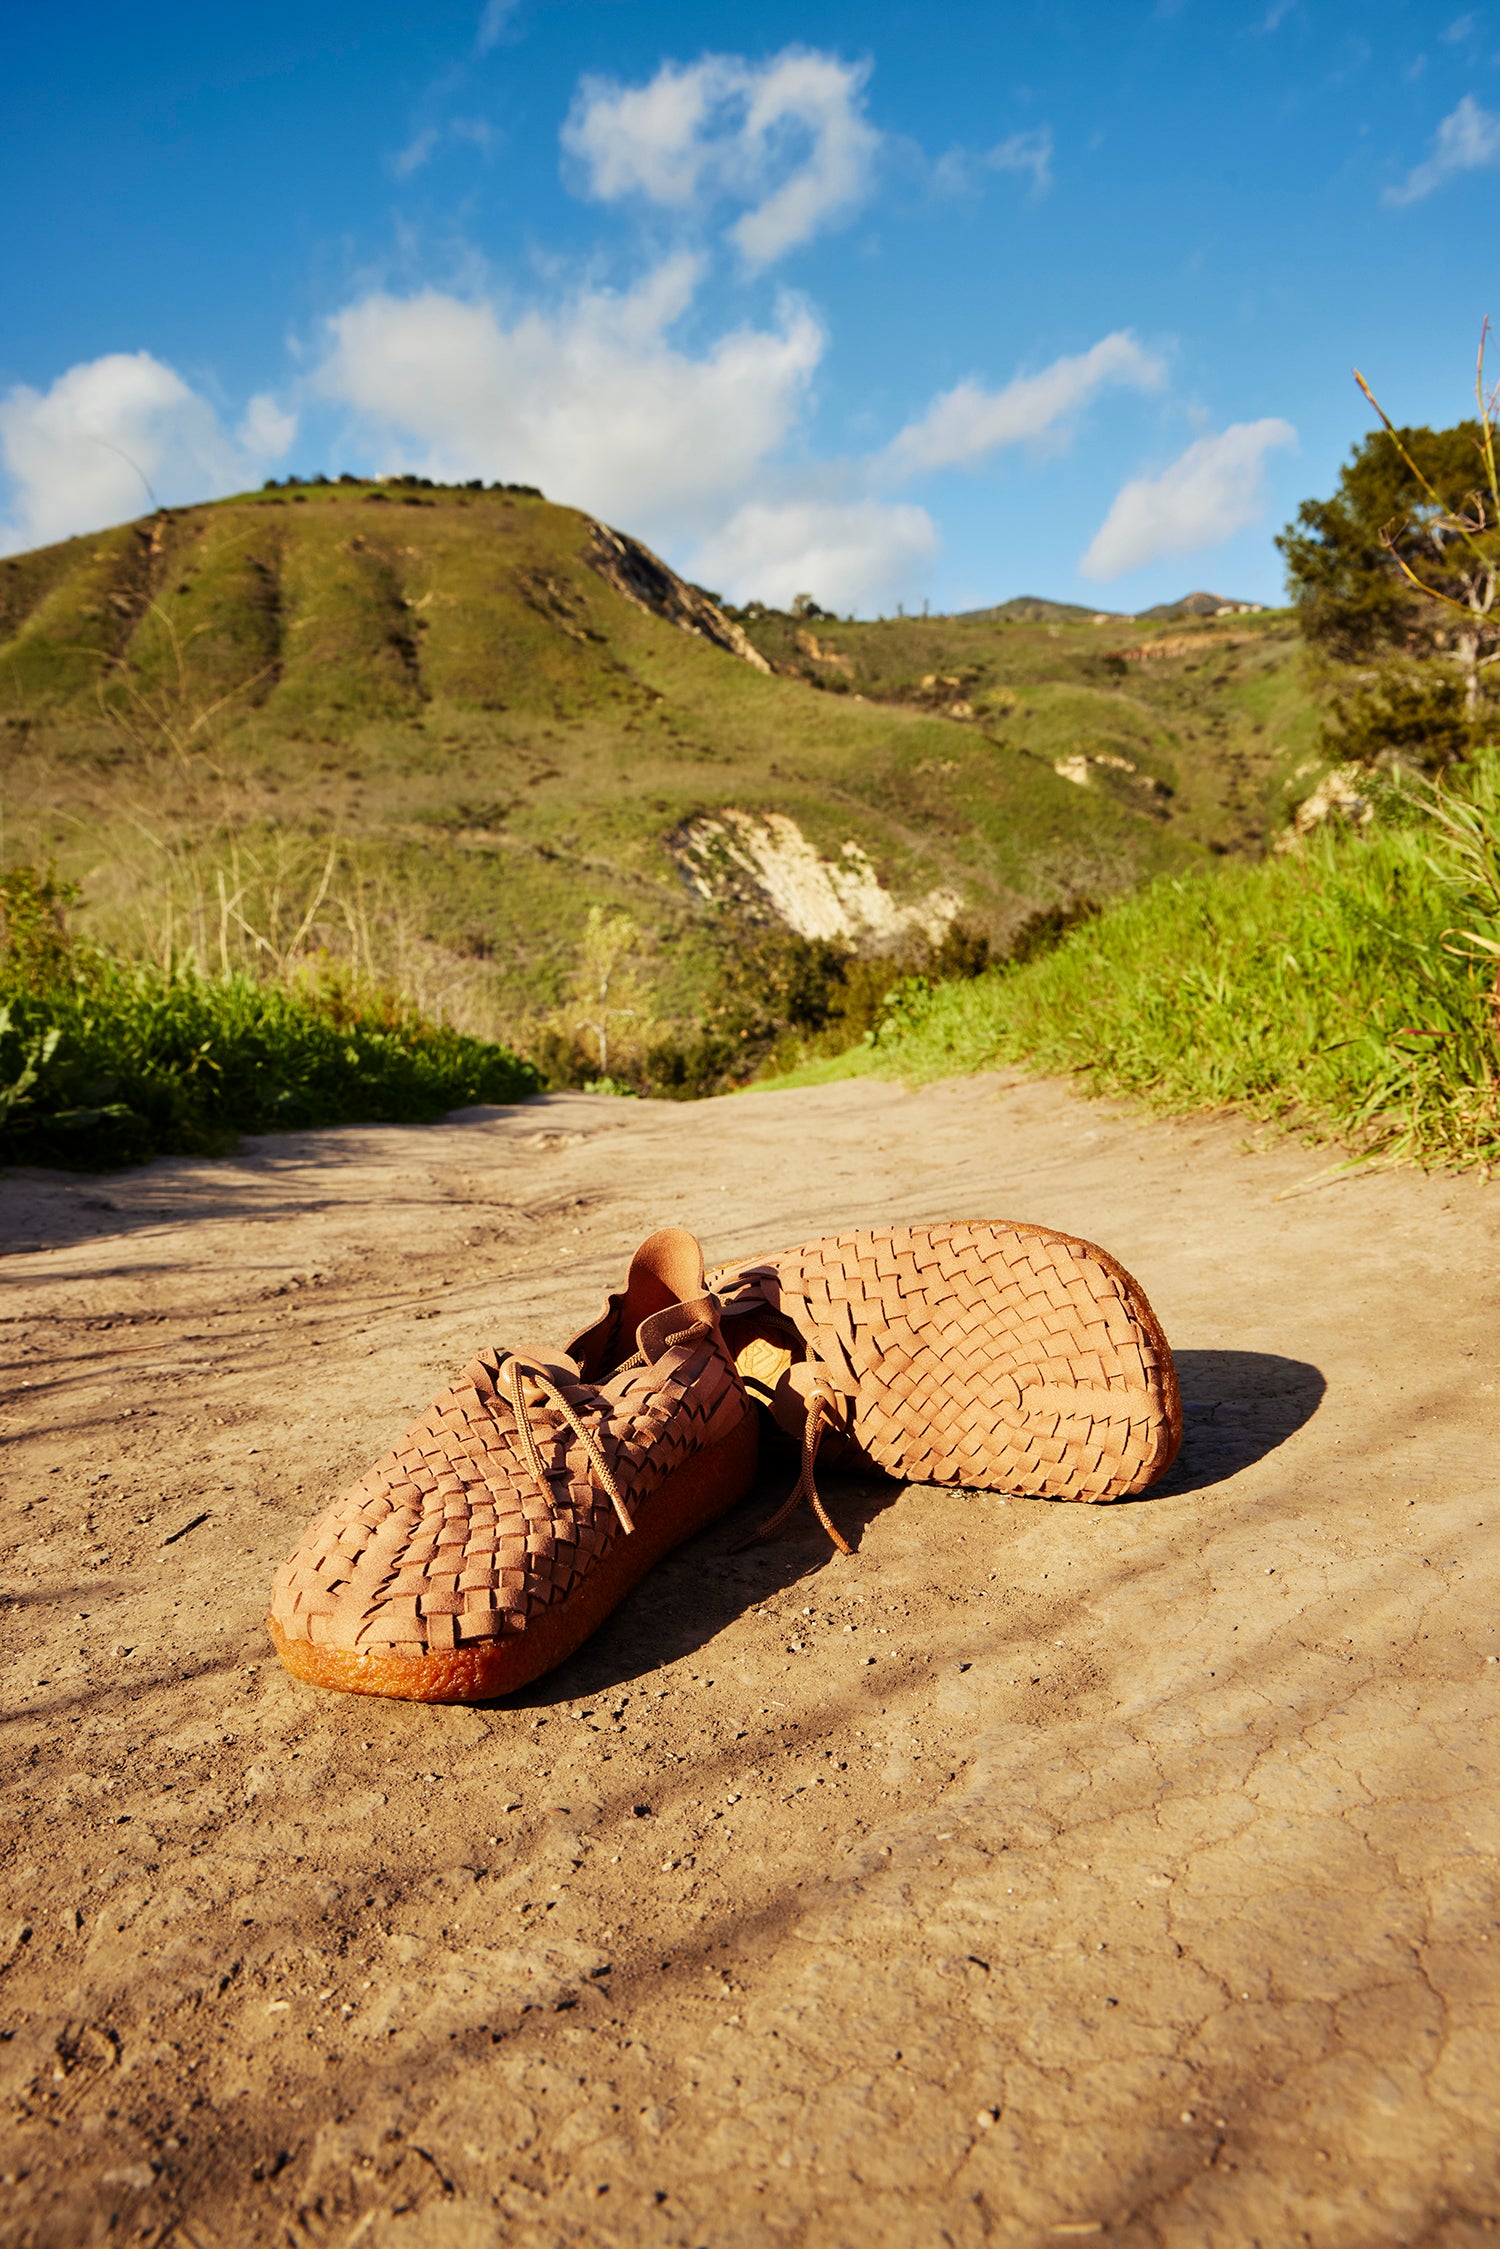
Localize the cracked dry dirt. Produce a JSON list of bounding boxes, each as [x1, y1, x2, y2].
[[1, 1071, 1498, 2249]]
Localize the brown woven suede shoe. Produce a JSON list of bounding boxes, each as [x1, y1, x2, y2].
[[268, 1229, 757, 1703], [709, 1221, 1180, 1549]]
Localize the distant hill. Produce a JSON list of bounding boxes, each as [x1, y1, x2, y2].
[[955, 595, 1115, 625], [0, 481, 1314, 1042], [953, 591, 1269, 625], [1136, 591, 1266, 621]]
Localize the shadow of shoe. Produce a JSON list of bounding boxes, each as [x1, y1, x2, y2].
[[508, 1432, 902, 1706], [1146, 1348, 1326, 1500], [503, 1352, 1327, 1701]]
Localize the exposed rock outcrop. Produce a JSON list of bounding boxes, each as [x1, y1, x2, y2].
[[1137, 591, 1264, 621], [671, 809, 962, 949], [1054, 751, 1171, 807], [1112, 630, 1260, 664], [1276, 764, 1374, 851], [794, 627, 853, 675], [586, 523, 771, 674]]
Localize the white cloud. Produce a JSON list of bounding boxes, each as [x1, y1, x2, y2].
[[314, 258, 822, 537], [691, 498, 938, 612], [561, 49, 881, 265], [878, 332, 1166, 481], [1080, 418, 1296, 581], [1384, 94, 1500, 204], [237, 392, 298, 460], [474, 0, 518, 54], [982, 128, 1053, 197], [932, 127, 1053, 200], [730, 53, 881, 265], [564, 57, 730, 207], [392, 116, 496, 180], [393, 126, 441, 180], [313, 252, 938, 606], [0, 351, 273, 554]]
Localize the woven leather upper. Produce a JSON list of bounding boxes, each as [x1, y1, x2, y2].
[[710, 1221, 1180, 1502], [271, 1233, 748, 1660]]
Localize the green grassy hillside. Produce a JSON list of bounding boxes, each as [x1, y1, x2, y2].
[[765, 772, 1500, 1172], [0, 478, 1319, 1060], [736, 598, 1317, 861]]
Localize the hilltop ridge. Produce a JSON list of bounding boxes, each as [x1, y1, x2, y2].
[[0, 478, 1315, 1044]]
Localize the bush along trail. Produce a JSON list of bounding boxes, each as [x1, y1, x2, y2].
[[0, 866, 539, 1170], [790, 754, 1500, 1172]]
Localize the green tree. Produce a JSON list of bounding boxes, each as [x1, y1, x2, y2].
[[1278, 420, 1488, 661], [1278, 331, 1499, 726], [562, 906, 652, 1077], [1321, 662, 1472, 777]]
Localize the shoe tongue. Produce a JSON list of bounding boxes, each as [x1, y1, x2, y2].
[[624, 1227, 704, 1316], [567, 1228, 709, 1379]]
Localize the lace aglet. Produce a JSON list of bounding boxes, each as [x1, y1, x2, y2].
[[809, 1497, 854, 1558]]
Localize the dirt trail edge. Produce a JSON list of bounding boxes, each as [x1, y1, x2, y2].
[[2, 1071, 1498, 2249]]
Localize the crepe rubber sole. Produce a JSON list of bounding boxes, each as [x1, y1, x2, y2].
[[267, 1411, 759, 1705]]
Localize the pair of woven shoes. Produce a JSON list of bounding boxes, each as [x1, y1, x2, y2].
[[268, 1221, 1181, 1705]]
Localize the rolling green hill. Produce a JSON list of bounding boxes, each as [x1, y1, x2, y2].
[[736, 597, 1317, 861], [0, 477, 1319, 1057]]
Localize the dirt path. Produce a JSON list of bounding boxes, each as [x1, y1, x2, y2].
[[2, 1071, 1498, 2249]]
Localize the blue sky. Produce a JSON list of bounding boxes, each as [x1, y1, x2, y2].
[[2, 0, 1498, 613]]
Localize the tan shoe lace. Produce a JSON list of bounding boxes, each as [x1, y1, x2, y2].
[[504, 1353, 637, 1536], [607, 1318, 709, 1380], [733, 1377, 854, 1558], [503, 1318, 713, 1541]]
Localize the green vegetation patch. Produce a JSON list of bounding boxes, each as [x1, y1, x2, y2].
[[1, 488, 1217, 1047], [0, 866, 539, 1170], [119, 510, 285, 718], [0, 485, 1329, 1079], [787, 788, 1500, 1170], [0, 521, 153, 707]]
